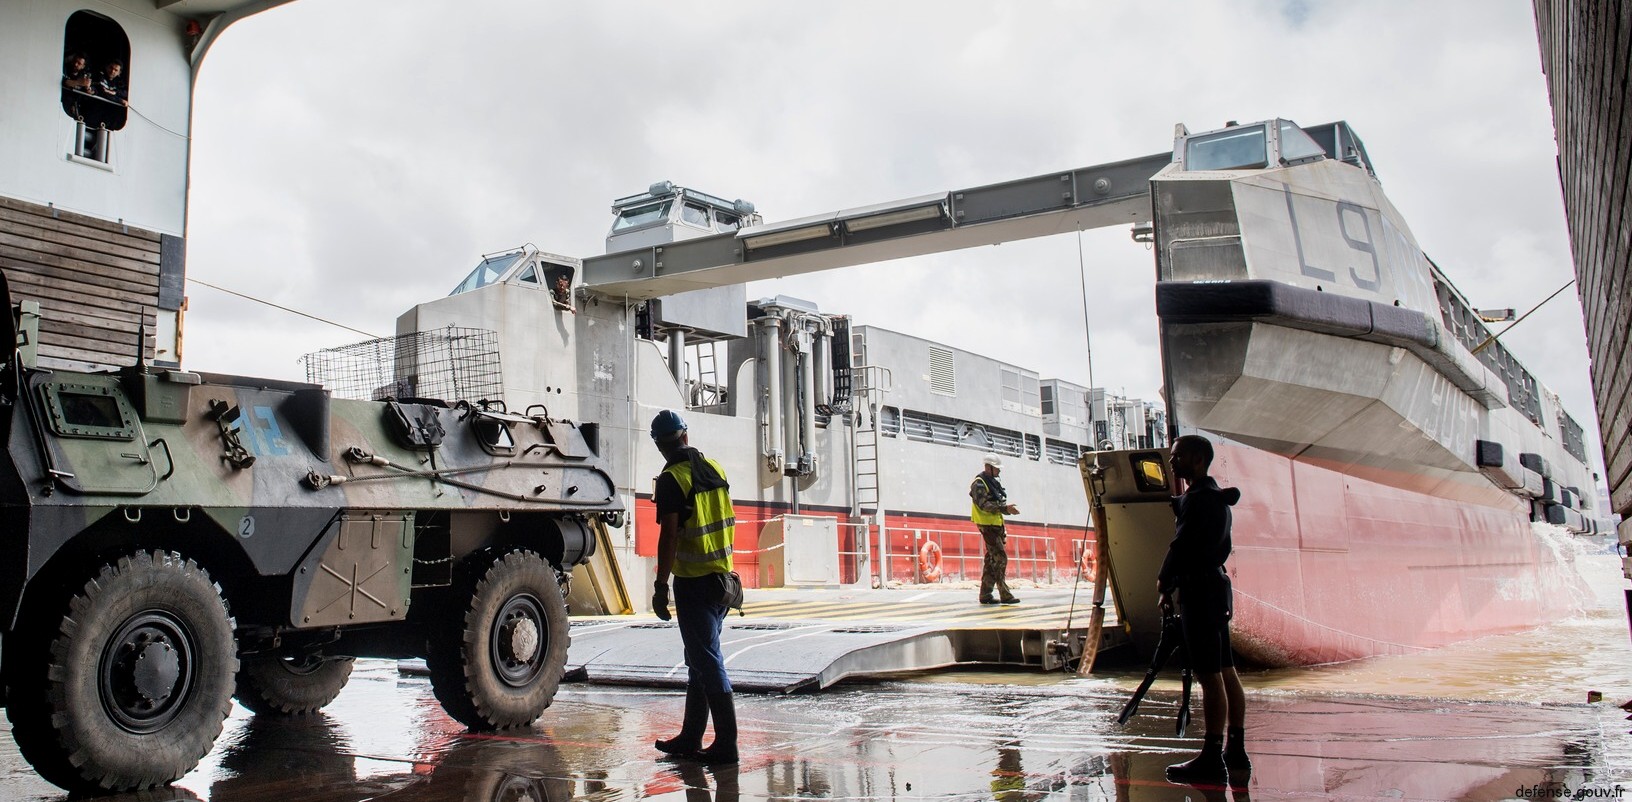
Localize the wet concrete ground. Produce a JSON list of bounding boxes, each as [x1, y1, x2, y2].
[[5, 555, 1630, 801], [3, 652, 1629, 801]]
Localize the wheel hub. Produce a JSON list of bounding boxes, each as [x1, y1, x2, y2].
[[101, 611, 196, 733], [490, 593, 547, 688], [133, 641, 182, 704], [505, 618, 540, 664]]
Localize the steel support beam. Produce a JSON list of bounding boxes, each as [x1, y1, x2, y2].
[[582, 152, 1171, 300]]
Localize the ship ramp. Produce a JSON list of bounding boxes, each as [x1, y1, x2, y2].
[[560, 587, 1122, 693]]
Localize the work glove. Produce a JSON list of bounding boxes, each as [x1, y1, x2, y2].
[[653, 581, 672, 621]]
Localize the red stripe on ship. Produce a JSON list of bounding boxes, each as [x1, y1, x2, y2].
[[631, 498, 1091, 589]]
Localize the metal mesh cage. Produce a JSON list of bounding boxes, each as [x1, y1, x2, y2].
[[303, 327, 503, 402]]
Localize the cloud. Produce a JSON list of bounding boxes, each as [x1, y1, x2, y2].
[[180, 0, 1599, 461]]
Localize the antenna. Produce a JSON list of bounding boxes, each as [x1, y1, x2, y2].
[[135, 307, 148, 372]]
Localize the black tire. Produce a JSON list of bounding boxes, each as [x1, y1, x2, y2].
[[5, 551, 237, 793], [426, 550, 569, 729], [234, 655, 354, 715]]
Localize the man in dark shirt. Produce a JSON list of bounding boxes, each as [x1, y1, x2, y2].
[[650, 410, 739, 765], [1158, 434, 1250, 784], [61, 52, 92, 114], [96, 60, 128, 107]]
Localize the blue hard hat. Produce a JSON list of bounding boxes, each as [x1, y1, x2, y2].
[[651, 409, 687, 441]]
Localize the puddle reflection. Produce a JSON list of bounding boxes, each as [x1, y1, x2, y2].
[[3, 642, 1627, 801]]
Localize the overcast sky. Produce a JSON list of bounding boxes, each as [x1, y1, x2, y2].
[[182, 1, 1601, 462]]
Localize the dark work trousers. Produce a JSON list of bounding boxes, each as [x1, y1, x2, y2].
[[978, 524, 1013, 600], [674, 574, 732, 693]]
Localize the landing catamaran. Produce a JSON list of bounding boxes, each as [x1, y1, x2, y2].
[[390, 117, 1608, 666]]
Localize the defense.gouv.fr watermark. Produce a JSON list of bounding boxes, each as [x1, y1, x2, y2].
[[1514, 784, 1627, 800]]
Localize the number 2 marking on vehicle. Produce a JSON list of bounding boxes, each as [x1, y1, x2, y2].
[[239, 515, 255, 538]]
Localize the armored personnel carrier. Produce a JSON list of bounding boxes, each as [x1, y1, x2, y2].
[[0, 276, 622, 793]]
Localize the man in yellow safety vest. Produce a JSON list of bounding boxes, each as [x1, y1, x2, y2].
[[650, 410, 739, 764], [971, 454, 1020, 605]]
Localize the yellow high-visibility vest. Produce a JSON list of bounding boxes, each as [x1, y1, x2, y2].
[[662, 458, 736, 577], [970, 475, 1005, 526]]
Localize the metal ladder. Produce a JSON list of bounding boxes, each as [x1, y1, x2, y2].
[[849, 362, 893, 516], [853, 423, 881, 514], [692, 341, 721, 407]]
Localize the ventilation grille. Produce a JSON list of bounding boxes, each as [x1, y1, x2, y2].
[[928, 345, 956, 395]]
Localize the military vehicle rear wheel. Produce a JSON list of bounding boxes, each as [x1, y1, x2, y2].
[[235, 655, 354, 715], [426, 549, 569, 730], [5, 551, 237, 793]]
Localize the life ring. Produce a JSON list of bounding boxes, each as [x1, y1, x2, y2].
[[1079, 545, 1097, 578], [918, 540, 943, 583]]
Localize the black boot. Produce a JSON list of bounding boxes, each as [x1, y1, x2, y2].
[[656, 685, 709, 756], [1223, 726, 1251, 776], [1165, 733, 1226, 784], [696, 692, 738, 764]]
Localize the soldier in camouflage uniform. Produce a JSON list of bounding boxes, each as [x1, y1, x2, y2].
[[970, 454, 1020, 604]]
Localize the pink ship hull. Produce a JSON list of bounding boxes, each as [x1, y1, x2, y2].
[[1213, 441, 1589, 666]]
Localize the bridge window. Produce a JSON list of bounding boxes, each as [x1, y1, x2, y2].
[[61, 11, 130, 163], [449, 252, 524, 295], [714, 210, 742, 231], [1278, 121, 1327, 163], [680, 202, 711, 227], [613, 201, 671, 232], [544, 264, 576, 310], [1185, 124, 1269, 171]]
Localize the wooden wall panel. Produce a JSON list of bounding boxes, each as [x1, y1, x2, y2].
[[1533, 0, 1632, 525], [0, 196, 158, 366]]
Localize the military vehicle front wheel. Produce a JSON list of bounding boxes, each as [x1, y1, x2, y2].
[[426, 550, 569, 729], [235, 655, 355, 715], [4, 551, 237, 793]]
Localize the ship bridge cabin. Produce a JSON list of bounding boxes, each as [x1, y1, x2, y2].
[[607, 181, 761, 253], [448, 245, 580, 311], [615, 183, 764, 390], [1175, 118, 1375, 177]]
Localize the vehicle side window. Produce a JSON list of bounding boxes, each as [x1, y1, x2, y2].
[[42, 382, 137, 439]]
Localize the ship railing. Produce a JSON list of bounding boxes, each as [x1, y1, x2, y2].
[[834, 521, 871, 586], [896, 527, 1057, 585]]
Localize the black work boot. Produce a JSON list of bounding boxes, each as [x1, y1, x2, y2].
[[1223, 726, 1252, 777], [696, 692, 738, 764], [655, 685, 709, 757], [1165, 733, 1227, 784]]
